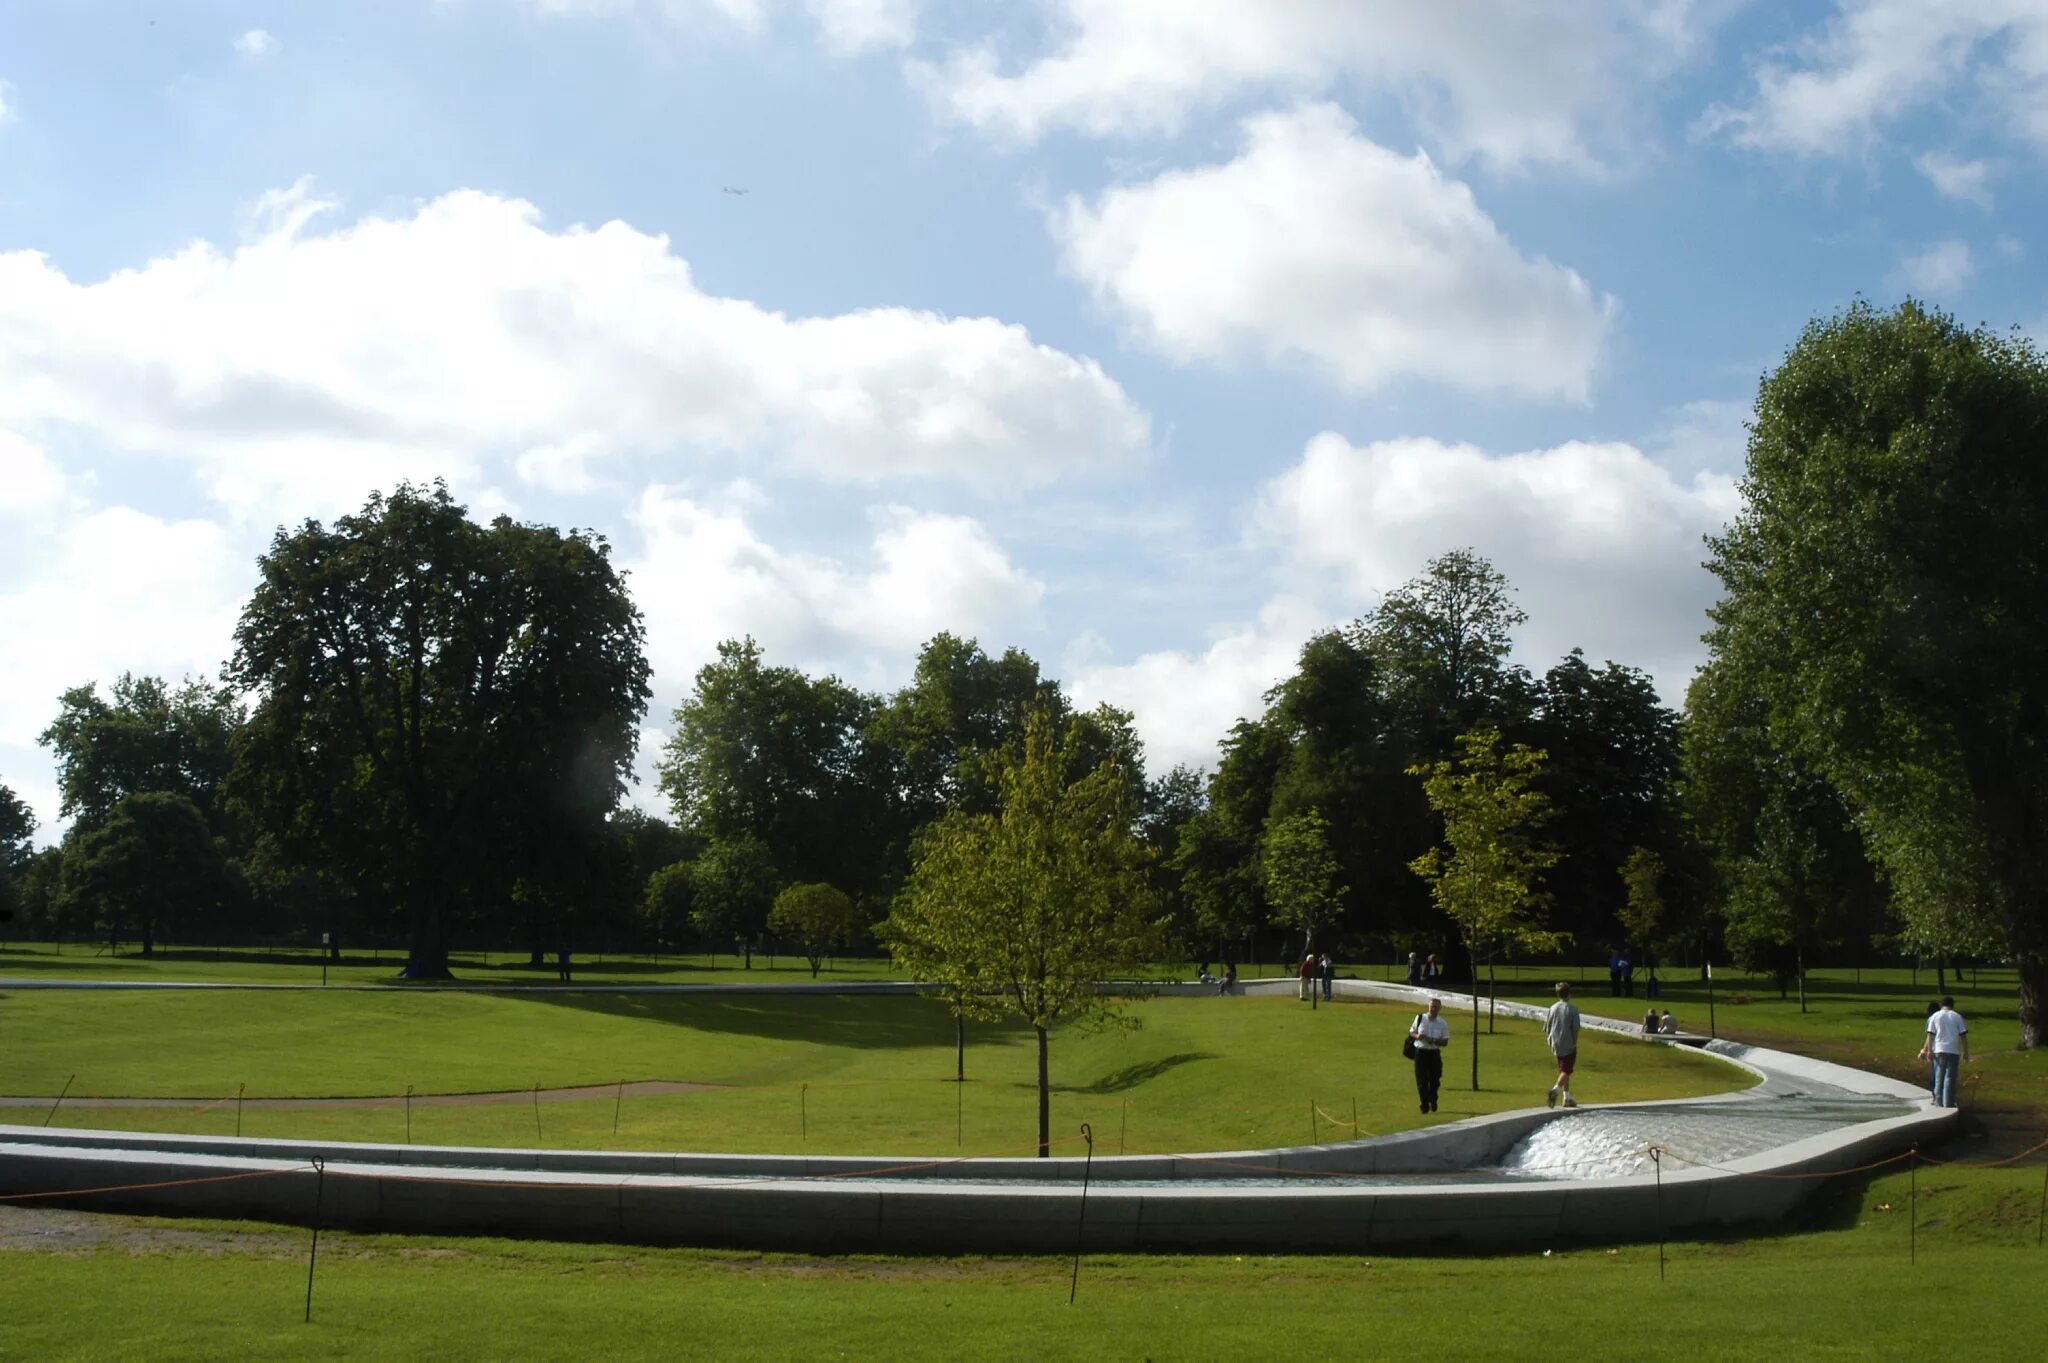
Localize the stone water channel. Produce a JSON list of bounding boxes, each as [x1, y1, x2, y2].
[[0, 979, 1950, 1252]]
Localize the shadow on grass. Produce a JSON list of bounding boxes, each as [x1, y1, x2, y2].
[[513, 987, 1038, 1053], [1056, 1052, 1216, 1095]]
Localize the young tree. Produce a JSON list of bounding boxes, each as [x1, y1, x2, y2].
[[689, 834, 779, 967], [1616, 847, 1664, 991], [1261, 808, 1346, 959], [227, 484, 650, 977], [1703, 302, 2048, 1043], [643, 861, 697, 952], [1410, 728, 1563, 1086], [769, 882, 862, 977], [884, 704, 1158, 1157]]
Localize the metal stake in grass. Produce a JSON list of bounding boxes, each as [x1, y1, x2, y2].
[[1069, 1123, 1094, 1305], [303, 1158, 326, 1324], [405, 1086, 413, 1144], [532, 1082, 543, 1143], [237, 1082, 245, 1138], [1120, 1097, 1128, 1155], [1650, 1145, 1666, 1281], [2037, 1161, 2046, 1248], [43, 1074, 74, 1128], [1908, 1146, 1918, 1264], [613, 1079, 625, 1136]]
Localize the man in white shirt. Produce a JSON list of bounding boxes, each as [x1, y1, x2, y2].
[[1408, 997, 1451, 1114], [1545, 982, 1582, 1108], [1919, 996, 1970, 1108]]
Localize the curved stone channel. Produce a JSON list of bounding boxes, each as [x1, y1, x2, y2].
[[0, 979, 1951, 1252]]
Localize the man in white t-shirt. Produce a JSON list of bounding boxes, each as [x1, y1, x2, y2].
[[1408, 997, 1452, 1114], [1545, 982, 1582, 1108], [1919, 996, 1970, 1108]]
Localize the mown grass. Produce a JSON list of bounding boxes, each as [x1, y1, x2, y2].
[[1, 990, 1738, 1155], [2, 1160, 2045, 1362]]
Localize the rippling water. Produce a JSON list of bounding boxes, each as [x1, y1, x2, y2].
[[1495, 1097, 1915, 1179]]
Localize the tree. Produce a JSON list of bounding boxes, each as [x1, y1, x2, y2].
[[865, 632, 1061, 825], [1410, 728, 1563, 1086], [690, 834, 779, 966], [1171, 719, 1288, 963], [0, 780, 35, 925], [56, 792, 232, 954], [1362, 548, 1532, 738], [1261, 808, 1346, 959], [643, 861, 697, 952], [39, 675, 242, 832], [1616, 847, 1664, 990], [659, 639, 881, 895], [226, 483, 650, 977], [1702, 301, 2048, 1044], [769, 882, 862, 977], [884, 703, 1158, 1157]]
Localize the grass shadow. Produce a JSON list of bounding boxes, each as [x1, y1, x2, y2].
[[513, 987, 1037, 1053], [1056, 1052, 1216, 1095]]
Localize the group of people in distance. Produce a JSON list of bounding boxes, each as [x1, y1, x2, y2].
[[1298, 952, 1334, 1001]]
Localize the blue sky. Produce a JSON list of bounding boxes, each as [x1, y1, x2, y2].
[[3, 1, 2045, 836]]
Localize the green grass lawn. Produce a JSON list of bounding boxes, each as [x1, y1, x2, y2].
[[3, 1158, 2045, 1361], [0, 989, 1739, 1155]]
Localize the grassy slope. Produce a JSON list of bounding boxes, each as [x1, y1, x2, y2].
[[1, 990, 1736, 1155]]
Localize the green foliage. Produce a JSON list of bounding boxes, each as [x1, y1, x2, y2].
[[642, 861, 697, 950], [225, 483, 650, 975], [37, 673, 241, 832], [768, 881, 862, 977], [56, 791, 234, 953], [689, 834, 780, 958], [1409, 728, 1563, 960], [1360, 546, 1530, 735], [885, 703, 1159, 1154], [0, 779, 34, 921], [863, 631, 1060, 824], [1701, 300, 2048, 1041], [1616, 846, 1663, 950], [1259, 807, 1346, 951]]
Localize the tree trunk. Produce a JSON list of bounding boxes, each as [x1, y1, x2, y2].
[[1936, 960, 1947, 994], [2018, 953, 2044, 1051], [743, 941, 753, 969], [1487, 960, 1497, 1035], [1469, 946, 1480, 1091], [956, 1014, 965, 1083], [1035, 1024, 1051, 1158], [402, 892, 454, 979], [1797, 946, 1808, 1014]]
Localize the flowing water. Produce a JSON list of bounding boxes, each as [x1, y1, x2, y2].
[[1495, 1096, 1915, 1179]]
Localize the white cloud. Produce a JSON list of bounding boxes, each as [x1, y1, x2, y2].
[[1890, 239, 1976, 297], [1052, 104, 1614, 400], [1914, 151, 1995, 208], [0, 505, 248, 752], [234, 29, 279, 59], [1253, 432, 1741, 704], [1705, 2, 2048, 157], [0, 78, 13, 124], [511, 0, 919, 53], [0, 431, 71, 516], [914, 0, 1708, 167], [1066, 595, 1327, 772], [622, 485, 1044, 695], [0, 187, 1150, 523]]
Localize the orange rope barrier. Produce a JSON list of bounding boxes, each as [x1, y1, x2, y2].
[[0, 1163, 310, 1202]]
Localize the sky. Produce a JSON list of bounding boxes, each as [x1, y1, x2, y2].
[[3, 1, 2046, 841]]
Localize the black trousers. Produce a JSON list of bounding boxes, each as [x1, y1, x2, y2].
[[1413, 1048, 1443, 1107]]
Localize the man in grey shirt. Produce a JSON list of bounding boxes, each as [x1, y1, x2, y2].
[[1545, 981, 1582, 1108]]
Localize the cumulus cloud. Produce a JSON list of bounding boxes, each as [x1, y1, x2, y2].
[[1253, 432, 1741, 703], [512, 0, 920, 53], [914, 0, 1707, 167], [1890, 239, 1976, 297], [0, 187, 1150, 521], [234, 29, 278, 59], [1704, 2, 2048, 157], [1915, 151, 1995, 208], [1066, 595, 1328, 772], [622, 485, 1044, 695], [1052, 104, 1614, 400], [0, 431, 71, 516]]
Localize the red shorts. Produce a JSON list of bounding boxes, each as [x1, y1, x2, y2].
[[1555, 1052, 1576, 1075]]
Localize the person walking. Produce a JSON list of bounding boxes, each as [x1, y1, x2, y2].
[[1298, 953, 1315, 1001], [1320, 952, 1334, 1001], [1405, 951, 1423, 987], [1919, 996, 1970, 1108], [1545, 982, 1582, 1108], [1409, 997, 1451, 1114]]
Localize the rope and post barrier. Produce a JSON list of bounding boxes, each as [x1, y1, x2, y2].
[[303, 1159, 325, 1324], [1068, 1122, 1093, 1305], [43, 1074, 73, 1128]]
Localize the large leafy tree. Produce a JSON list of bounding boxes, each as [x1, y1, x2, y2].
[[885, 703, 1158, 1157], [1362, 547, 1533, 740], [1702, 301, 2048, 1045], [227, 483, 650, 977], [1411, 728, 1562, 1087], [865, 632, 1060, 825], [659, 639, 880, 894], [39, 674, 242, 833], [0, 780, 35, 924], [56, 792, 233, 954]]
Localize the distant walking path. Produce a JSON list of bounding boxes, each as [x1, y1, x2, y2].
[[0, 1080, 723, 1109]]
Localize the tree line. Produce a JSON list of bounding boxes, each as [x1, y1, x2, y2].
[[1, 301, 2043, 1046]]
